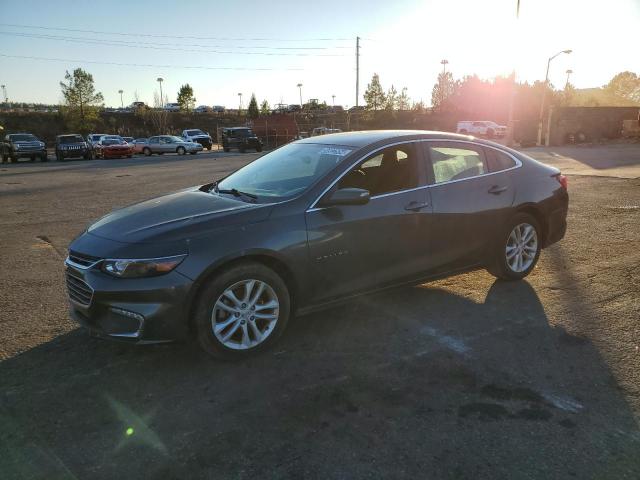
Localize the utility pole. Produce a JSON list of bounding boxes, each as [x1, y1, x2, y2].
[[296, 83, 303, 108], [118, 89, 124, 109], [1, 84, 6, 103], [355, 36, 360, 107], [238, 92, 243, 113]]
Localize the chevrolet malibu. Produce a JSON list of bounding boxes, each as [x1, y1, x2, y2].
[[65, 131, 568, 359]]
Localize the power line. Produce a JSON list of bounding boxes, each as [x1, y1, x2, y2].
[[0, 31, 349, 56], [0, 54, 307, 71], [0, 23, 352, 42]]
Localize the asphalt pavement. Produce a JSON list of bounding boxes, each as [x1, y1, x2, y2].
[[1, 146, 639, 479]]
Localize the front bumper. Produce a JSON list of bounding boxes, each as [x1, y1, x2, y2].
[[101, 149, 133, 158], [12, 149, 46, 158], [65, 260, 193, 342], [58, 148, 89, 159]]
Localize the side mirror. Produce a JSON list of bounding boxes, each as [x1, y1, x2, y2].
[[320, 188, 370, 207]]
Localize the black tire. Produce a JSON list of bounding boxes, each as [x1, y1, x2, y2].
[[177, 147, 186, 155], [194, 261, 291, 360], [30, 156, 36, 162], [486, 212, 541, 281], [83, 153, 90, 160], [127, 155, 132, 158], [143, 147, 152, 156], [239, 146, 246, 153], [190, 151, 197, 155], [41, 154, 48, 162], [256, 146, 263, 152], [9, 156, 17, 164], [223, 147, 230, 153]]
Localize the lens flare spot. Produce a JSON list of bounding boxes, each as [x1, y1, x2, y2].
[[126, 427, 134, 436]]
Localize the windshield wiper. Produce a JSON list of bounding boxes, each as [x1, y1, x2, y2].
[[211, 182, 257, 201]]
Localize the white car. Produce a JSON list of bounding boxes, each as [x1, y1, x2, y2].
[[194, 105, 210, 113], [456, 121, 507, 138], [163, 103, 180, 112]]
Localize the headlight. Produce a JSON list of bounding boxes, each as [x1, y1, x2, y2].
[[101, 255, 186, 278]]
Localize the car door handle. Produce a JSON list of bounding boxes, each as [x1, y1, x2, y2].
[[404, 201, 430, 212], [488, 185, 508, 195]]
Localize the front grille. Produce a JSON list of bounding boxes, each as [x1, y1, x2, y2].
[[68, 251, 100, 268], [194, 138, 210, 146], [17, 144, 41, 151], [66, 271, 94, 306]]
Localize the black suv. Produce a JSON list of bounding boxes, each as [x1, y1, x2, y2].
[[55, 134, 92, 161], [222, 127, 263, 153], [1, 133, 48, 163]]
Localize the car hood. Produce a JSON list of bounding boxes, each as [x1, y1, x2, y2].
[[87, 187, 271, 244]]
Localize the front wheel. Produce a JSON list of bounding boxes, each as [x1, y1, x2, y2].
[[143, 147, 152, 156], [194, 262, 291, 360], [177, 147, 186, 155], [223, 147, 230, 153], [486, 213, 541, 280], [41, 154, 48, 162]]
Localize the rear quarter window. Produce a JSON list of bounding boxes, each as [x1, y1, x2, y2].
[[485, 147, 517, 172]]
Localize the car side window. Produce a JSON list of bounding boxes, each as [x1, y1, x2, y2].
[[149, 137, 159, 144], [426, 143, 487, 184], [338, 144, 419, 196], [485, 147, 517, 172]]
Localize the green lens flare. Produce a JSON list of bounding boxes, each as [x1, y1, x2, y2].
[[126, 427, 134, 436]]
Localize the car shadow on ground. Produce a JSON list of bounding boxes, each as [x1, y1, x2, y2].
[[1, 278, 639, 479]]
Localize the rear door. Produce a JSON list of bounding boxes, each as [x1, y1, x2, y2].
[[305, 142, 432, 302], [421, 141, 517, 270]]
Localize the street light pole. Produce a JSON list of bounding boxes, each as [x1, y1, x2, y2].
[[297, 83, 303, 108], [565, 69, 573, 89], [1, 84, 7, 103], [536, 49, 572, 145], [238, 92, 243, 113], [118, 89, 124, 109], [440, 59, 449, 75], [156, 77, 164, 108]]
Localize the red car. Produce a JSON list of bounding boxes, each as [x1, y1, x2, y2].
[[95, 136, 133, 159]]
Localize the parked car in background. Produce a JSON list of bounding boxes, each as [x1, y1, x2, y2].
[[122, 137, 134, 144], [130, 138, 148, 154], [194, 105, 211, 113], [55, 134, 91, 161], [130, 102, 149, 110], [95, 136, 134, 159], [87, 133, 108, 157], [222, 127, 263, 152], [181, 129, 213, 150], [311, 127, 342, 137], [456, 121, 507, 138], [64, 130, 568, 359], [142, 136, 203, 156], [164, 103, 180, 112], [212, 105, 225, 113], [1, 133, 48, 163]]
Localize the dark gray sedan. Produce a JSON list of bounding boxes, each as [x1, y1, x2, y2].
[[65, 130, 568, 359]]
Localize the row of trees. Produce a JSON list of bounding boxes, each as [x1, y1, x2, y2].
[[363, 74, 411, 111]]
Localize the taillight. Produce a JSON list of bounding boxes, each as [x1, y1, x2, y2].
[[555, 174, 568, 190]]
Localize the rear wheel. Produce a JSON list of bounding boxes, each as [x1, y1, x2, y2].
[[194, 262, 291, 360], [177, 146, 186, 155], [486, 213, 541, 280], [223, 147, 230, 152], [143, 147, 152, 156]]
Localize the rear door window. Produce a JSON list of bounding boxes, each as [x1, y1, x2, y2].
[[424, 142, 487, 184]]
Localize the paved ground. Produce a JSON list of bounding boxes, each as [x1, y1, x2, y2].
[[1, 146, 639, 479]]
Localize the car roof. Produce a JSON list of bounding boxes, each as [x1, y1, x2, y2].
[[294, 130, 477, 148]]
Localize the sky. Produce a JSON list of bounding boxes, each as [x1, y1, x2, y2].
[[1, 0, 639, 108]]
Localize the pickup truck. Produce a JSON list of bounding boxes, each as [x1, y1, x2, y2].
[[1, 133, 48, 163], [181, 129, 213, 150]]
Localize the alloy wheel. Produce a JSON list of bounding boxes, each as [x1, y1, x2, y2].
[[211, 279, 279, 350], [506, 223, 538, 272]]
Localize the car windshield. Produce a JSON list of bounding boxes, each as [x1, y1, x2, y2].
[[187, 130, 205, 135], [59, 135, 83, 144], [217, 143, 353, 200], [10, 134, 37, 141], [230, 129, 253, 138], [90, 135, 105, 141]]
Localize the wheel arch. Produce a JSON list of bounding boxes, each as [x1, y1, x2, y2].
[[184, 251, 299, 334], [515, 204, 547, 247]]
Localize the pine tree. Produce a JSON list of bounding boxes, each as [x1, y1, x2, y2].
[[385, 85, 398, 110], [364, 73, 386, 110], [260, 99, 270, 115], [247, 93, 259, 118], [177, 84, 196, 111], [59, 68, 104, 131]]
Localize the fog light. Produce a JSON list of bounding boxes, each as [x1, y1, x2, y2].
[[110, 307, 144, 322]]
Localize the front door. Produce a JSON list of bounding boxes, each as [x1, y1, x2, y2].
[[305, 142, 432, 303]]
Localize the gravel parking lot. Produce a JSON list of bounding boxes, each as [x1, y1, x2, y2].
[[1, 146, 639, 479]]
